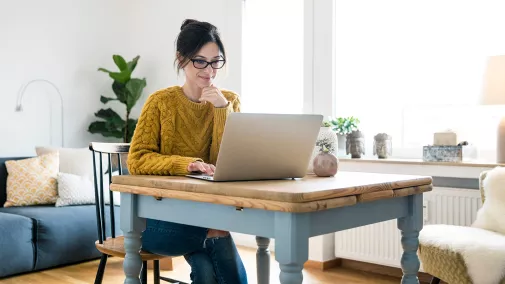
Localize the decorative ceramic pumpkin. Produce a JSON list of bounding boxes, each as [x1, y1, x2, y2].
[[313, 146, 339, 177]]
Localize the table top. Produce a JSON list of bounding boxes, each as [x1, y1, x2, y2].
[[110, 171, 433, 213]]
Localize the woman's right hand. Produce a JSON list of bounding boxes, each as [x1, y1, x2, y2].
[[187, 161, 216, 175]]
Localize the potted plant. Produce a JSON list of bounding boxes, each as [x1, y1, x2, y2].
[[88, 55, 146, 143], [329, 116, 360, 150], [88, 55, 146, 172], [313, 142, 339, 177], [307, 120, 338, 173]]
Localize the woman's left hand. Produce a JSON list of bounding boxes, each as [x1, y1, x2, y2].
[[200, 84, 229, 108]]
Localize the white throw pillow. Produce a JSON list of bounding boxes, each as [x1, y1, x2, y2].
[[56, 172, 121, 207], [35, 146, 108, 181]]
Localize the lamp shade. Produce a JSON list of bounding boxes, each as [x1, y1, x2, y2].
[[481, 54, 505, 105]]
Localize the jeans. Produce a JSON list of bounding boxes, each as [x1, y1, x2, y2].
[[142, 219, 248, 284]]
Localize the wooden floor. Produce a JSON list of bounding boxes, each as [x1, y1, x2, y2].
[[1, 246, 400, 284]]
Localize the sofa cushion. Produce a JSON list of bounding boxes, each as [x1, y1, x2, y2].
[[56, 172, 121, 207], [0, 212, 35, 278], [4, 153, 59, 207], [0, 205, 121, 270], [0, 157, 31, 208]]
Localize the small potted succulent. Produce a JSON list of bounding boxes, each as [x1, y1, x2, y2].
[[329, 116, 360, 150], [313, 137, 339, 177], [308, 120, 339, 174]]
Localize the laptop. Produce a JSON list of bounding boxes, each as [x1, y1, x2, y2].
[[186, 113, 323, 182]]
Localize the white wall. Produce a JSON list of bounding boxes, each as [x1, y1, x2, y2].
[[241, 0, 304, 114], [0, 0, 242, 156]]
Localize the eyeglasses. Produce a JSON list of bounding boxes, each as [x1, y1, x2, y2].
[[190, 59, 226, 69]]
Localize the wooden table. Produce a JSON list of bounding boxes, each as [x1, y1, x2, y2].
[[111, 171, 432, 284]]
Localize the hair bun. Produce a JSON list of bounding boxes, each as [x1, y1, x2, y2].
[[181, 19, 199, 30]]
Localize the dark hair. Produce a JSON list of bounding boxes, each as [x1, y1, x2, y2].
[[174, 19, 226, 74]]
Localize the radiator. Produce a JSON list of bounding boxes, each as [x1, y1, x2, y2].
[[334, 187, 483, 268]]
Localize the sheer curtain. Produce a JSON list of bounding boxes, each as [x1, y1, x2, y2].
[[334, 1, 505, 159], [241, 0, 304, 114]]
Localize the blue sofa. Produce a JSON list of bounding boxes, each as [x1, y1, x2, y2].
[[0, 157, 120, 279]]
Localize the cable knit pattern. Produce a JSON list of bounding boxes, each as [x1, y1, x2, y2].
[[127, 86, 240, 176]]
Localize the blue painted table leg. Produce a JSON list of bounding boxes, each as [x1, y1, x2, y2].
[[121, 193, 146, 284], [256, 236, 270, 284], [397, 194, 423, 284], [124, 231, 142, 284], [274, 212, 309, 284]]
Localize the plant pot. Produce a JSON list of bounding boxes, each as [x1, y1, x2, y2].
[[307, 127, 338, 173], [373, 133, 392, 159], [346, 130, 365, 158], [313, 151, 339, 177], [337, 134, 346, 151]]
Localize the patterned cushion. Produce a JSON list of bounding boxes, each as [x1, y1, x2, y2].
[[56, 172, 120, 207], [4, 152, 59, 207], [56, 172, 95, 207]]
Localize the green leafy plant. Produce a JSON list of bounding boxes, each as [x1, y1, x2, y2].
[[329, 116, 360, 136], [88, 55, 146, 143]]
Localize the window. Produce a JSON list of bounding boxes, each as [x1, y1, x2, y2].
[[333, 1, 505, 160], [241, 0, 304, 114]]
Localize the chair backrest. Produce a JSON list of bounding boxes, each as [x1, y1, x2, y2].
[[89, 142, 130, 244]]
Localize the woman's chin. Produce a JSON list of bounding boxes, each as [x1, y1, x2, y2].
[[194, 82, 207, 89], [187, 78, 212, 89], [198, 77, 212, 86]]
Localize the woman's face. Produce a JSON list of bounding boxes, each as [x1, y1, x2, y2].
[[182, 42, 224, 89]]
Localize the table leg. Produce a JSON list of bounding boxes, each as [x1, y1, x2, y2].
[[274, 212, 309, 284], [256, 236, 270, 284], [124, 231, 142, 284], [121, 193, 146, 284], [397, 194, 423, 284]]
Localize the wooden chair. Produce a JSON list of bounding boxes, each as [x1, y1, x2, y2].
[[418, 170, 505, 284], [89, 142, 186, 284]]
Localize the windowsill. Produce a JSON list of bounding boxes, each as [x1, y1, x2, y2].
[[336, 152, 502, 180], [337, 155, 504, 168]]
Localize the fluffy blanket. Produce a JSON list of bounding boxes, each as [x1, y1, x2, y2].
[[420, 166, 505, 284], [473, 166, 505, 236], [420, 224, 505, 284]]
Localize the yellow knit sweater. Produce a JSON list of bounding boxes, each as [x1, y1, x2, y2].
[[127, 86, 241, 176]]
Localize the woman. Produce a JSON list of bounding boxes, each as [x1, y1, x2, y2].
[[127, 19, 247, 284]]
